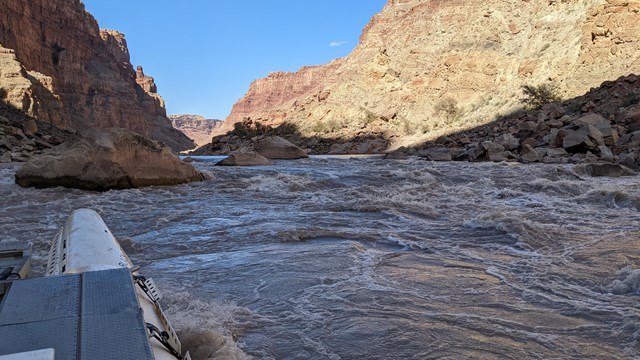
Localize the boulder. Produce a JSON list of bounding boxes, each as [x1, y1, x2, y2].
[[216, 151, 272, 166], [624, 109, 640, 132], [488, 152, 510, 162], [10, 151, 30, 162], [328, 142, 352, 155], [0, 151, 11, 163], [4, 126, 25, 140], [418, 147, 452, 161], [562, 125, 604, 153], [519, 144, 541, 163], [619, 151, 640, 171], [15, 128, 207, 191], [547, 119, 564, 128], [575, 114, 618, 145], [22, 120, 37, 137], [385, 147, 409, 160], [497, 134, 520, 151], [252, 136, 308, 159], [579, 163, 636, 177], [0, 138, 10, 150], [353, 140, 383, 154], [575, 113, 610, 130], [544, 148, 568, 158], [479, 141, 505, 161], [598, 145, 615, 161]]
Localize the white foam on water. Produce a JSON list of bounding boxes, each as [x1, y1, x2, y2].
[[161, 291, 253, 360], [3, 159, 640, 358], [609, 267, 640, 295]]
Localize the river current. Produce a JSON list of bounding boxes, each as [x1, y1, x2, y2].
[[1, 157, 639, 359]]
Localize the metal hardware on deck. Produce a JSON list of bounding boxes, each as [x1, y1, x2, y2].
[[155, 300, 184, 357], [45, 230, 62, 276], [146, 323, 188, 360], [0, 242, 32, 299], [136, 275, 186, 359], [135, 275, 163, 302]]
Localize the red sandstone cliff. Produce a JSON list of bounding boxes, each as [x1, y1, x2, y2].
[[0, 0, 194, 151], [216, 61, 342, 135], [217, 0, 640, 146], [169, 114, 223, 147]]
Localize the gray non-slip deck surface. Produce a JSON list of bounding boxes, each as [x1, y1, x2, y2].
[[0, 268, 153, 359]]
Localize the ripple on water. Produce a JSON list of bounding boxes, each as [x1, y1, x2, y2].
[[1, 159, 640, 359]]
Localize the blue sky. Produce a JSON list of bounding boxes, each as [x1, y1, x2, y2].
[[82, 1, 387, 120]]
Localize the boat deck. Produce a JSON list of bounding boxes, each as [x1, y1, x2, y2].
[[0, 268, 154, 359], [0, 242, 31, 301]]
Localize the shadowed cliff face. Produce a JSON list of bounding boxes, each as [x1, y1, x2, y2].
[[0, 0, 195, 151], [218, 0, 640, 145]]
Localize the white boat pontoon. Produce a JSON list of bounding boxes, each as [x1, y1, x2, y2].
[[0, 209, 190, 360]]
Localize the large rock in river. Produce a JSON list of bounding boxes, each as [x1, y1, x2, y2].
[[216, 151, 272, 166], [15, 128, 207, 191], [252, 136, 308, 159]]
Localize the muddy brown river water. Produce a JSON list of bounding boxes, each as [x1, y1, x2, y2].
[[1, 157, 639, 359]]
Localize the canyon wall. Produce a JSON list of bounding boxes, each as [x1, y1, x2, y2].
[[170, 114, 223, 147], [0, 0, 194, 151], [217, 0, 640, 145]]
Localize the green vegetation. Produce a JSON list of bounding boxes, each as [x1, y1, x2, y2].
[[520, 83, 563, 109], [233, 121, 271, 139]]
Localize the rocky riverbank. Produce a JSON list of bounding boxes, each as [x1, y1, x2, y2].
[[192, 74, 640, 173], [0, 102, 74, 163], [400, 74, 640, 170]]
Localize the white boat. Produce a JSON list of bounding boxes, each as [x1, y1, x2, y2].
[[0, 209, 191, 360]]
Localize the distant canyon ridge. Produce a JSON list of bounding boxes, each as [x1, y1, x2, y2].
[[169, 115, 222, 148], [208, 0, 640, 151], [0, 0, 194, 151]]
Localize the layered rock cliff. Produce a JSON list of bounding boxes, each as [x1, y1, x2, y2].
[[217, 0, 640, 147], [169, 114, 223, 147], [216, 61, 342, 135], [0, 0, 194, 151]]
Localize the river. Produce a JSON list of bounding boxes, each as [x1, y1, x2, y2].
[[1, 157, 639, 359]]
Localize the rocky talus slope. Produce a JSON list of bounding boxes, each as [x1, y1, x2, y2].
[[214, 0, 640, 150], [169, 115, 223, 148], [403, 74, 640, 169], [0, 101, 74, 163], [0, 0, 194, 151]]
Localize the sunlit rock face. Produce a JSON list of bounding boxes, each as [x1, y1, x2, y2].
[[170, 114, 223, 148], [15, 128, 206, 190], [0, 0, 194, 151], [217, 0, 640, 144]]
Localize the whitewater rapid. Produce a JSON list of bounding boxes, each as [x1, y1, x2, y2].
[[1, 157, 639, 359]]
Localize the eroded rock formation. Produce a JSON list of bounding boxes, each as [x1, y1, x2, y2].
[[217, 0, 640, 148], [215, 62, 341, 135], [252, 136, 308, 159], [15, 128, 206, 190], [216, 151, 272, 166], [0, 0, 194, 151], [169, 114, 223, 147]]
